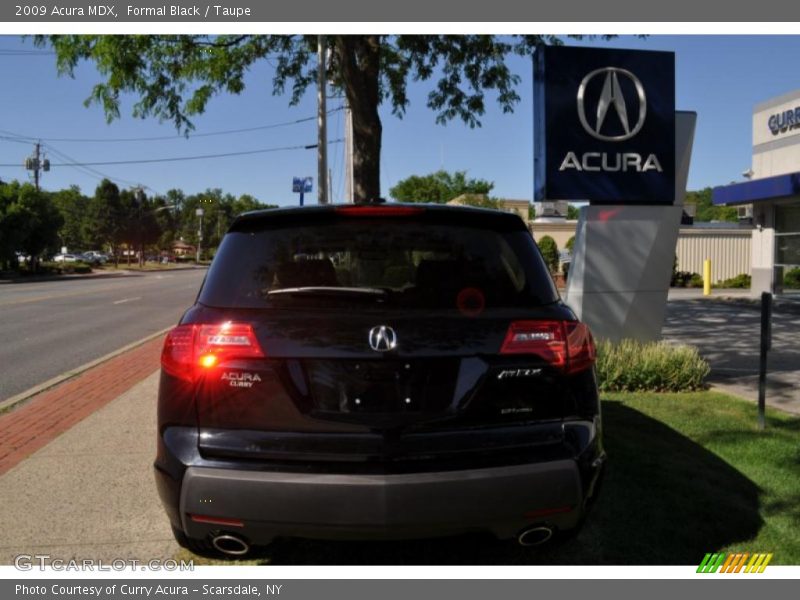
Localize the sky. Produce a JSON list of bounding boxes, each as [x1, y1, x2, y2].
[[1, 34, 800, 206]]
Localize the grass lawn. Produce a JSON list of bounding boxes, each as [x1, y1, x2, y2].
[[176, 390, 800, 565]]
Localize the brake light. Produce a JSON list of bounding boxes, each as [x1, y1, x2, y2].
[[161, 322, 264, 382], [334, 205, 425, 217], [500, 320, 595, 374]]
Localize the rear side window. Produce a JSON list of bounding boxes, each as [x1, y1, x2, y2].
[[199, 216, 558, 310]]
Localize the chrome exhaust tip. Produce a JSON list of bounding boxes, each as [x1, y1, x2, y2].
[[211, 534, 250, 556], [517, 526, 553, 547]]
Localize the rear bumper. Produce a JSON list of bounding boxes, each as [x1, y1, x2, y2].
[[178, 459, 586, 543]]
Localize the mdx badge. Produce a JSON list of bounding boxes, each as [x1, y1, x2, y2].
[[368, 325, 397, 352], [497, 368, 543, 380]]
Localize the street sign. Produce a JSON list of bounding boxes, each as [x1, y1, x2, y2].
[[292, 177, 313, 194]]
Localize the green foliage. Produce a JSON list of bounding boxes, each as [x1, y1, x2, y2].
[[671, 271, 704, 287], [784, 267, 800, 289], [37, 261, 92, 275], [528, 203, 536, 221], [34, 34, 613, 199], [389, 170, 493, 203], [596, 339, 710, 392], [565, 236, 575, 253], [714, 273, 751, 289], [567, 204, 580, 220], [685, 188, 738, 223], [1, 177, 275, 273], [0, 181, 63, 271], [51, 186, 91, 250], [537, 235, 559, 273]]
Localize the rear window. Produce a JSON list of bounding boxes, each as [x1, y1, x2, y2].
[[199, 215, 558, 311]]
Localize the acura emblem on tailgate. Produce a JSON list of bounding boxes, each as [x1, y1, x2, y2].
[[368, 325, 397, 352]]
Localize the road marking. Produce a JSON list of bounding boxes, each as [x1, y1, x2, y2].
[[113, 297, 141, 305], [0, 271, 201, 307], [0, 326, 172, 414]]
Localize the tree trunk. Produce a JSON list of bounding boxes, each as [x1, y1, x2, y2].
[[335, 36, 382, 202]]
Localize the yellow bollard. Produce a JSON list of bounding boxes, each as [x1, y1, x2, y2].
[[703, 258, 712, 296]]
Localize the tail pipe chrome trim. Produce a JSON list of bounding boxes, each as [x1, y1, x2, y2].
[[211, 534, 250, 556], [517, 526, 553, 547]]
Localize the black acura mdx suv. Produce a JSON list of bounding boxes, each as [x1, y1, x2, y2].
[[155, 202, 605, 556]]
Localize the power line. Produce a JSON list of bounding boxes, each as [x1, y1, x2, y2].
[[0, 139, 344, 168], [0, 107, 343, 144], [44, 143, 158, 194]]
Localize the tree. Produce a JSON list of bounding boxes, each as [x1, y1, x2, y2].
[[0, 181, 29, 271], [566, 235, 576, 253], [86, 179, 126, 265], [537, 235, 559, 274], [51, 185, 91, 251], [15, 185, 64, 272], [390, 170, 494, 203], [685, 188, 738, 223], [567, 204, 580, 220], [34, 35, 600, 201]]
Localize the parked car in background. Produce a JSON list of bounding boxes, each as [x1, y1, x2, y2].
[[52, 253, 80, 263], [157, 202, 605, 557], [82, 251, 109, 264]]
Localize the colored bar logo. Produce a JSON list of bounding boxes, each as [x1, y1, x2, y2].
[[697, 552, 773, 573]]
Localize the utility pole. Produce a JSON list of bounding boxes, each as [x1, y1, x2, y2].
[[136, 187, 145, 268], [317, 35, 329, 205], [24, 142, 49, 191], [344, 100, 354, 203], [196, 207, 204, 263]]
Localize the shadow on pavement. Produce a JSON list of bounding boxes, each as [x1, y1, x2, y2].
[[664, 298, 800, 412], [242, 400, 762, 565]]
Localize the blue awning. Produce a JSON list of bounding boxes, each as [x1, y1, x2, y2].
[[713, 171, 800, 205]]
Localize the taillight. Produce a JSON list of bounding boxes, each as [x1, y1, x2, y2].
[[500, 320, 595, 374], [161, 322, 264, 382], [334, 205, 425, 217]]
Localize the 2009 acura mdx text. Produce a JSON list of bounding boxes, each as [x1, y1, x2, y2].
[[154, 202, 606, 556]]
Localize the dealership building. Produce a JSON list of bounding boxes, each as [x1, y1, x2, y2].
[[713, 89, 800, 295]]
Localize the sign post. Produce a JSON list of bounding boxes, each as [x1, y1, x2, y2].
[[293, 176, 313, 206], [534, 45, 694, 342], [758, 291, 772, 430]]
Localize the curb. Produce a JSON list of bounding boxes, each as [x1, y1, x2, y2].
[[0, 327, 171, 415], [0, 265, 207, 284]]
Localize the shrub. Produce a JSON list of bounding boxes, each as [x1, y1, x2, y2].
[[688, 273, 704, 288], [785, 267, 800, 289], [565, 236, 575, 253], [671, 271, 702, 287], [595, 339, 710, 392], [714, 273, 751, 288], [537, 235, 559, 274], [37, 261, 92, 275]]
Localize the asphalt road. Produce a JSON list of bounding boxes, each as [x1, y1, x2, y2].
[[663, 295, 800, 414], [0, 269, 207, 402]]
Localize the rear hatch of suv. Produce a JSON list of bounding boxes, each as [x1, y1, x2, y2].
[[162, 204, 596, 470]]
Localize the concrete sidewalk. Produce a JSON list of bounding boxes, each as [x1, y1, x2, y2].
[[0, 372, 178, 564]]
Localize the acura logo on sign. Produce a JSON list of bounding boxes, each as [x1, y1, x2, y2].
[[560, 66, 661, 174], [368, 325, 397, 352], [577, 67, 647, 142]]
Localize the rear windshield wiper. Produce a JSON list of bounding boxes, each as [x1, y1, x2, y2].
[[266, 286, 388, 297]]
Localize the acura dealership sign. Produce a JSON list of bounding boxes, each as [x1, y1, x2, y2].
[[534, 46, 676, 204]]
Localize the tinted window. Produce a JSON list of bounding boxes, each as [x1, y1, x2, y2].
[[199, 218, 557, 310]]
